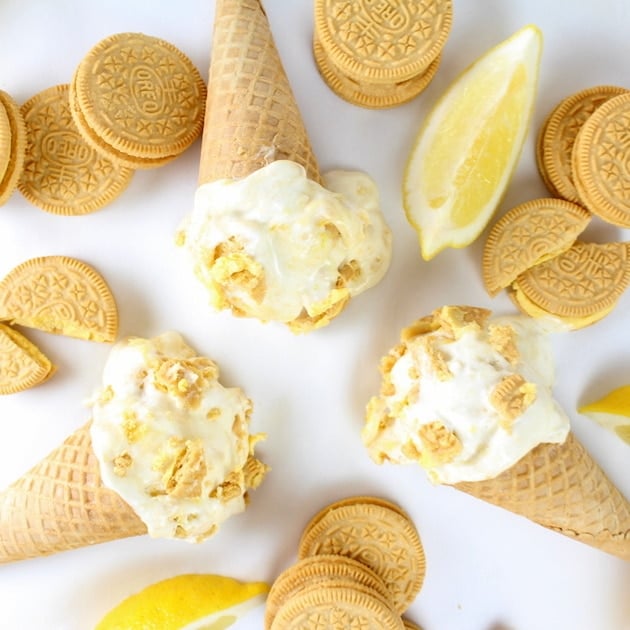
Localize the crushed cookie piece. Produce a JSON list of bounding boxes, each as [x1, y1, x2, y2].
[[162, 438, 207, 499], [210, 469, 244, 502], [490, 374, 537, 429], [436, 305, 491, 339], [420, 336, 452, 381], [418, 421, 462, 466], [210, 237, 266, 304], [206, 407, 222, 421], [401, 439, 422, 460], [488, 324, 520, 365], [401, 314, 438, 341], [243, 456, 269, 489], [289, 288, 350, 333], [248, 431, 266, 453], [232, 413, 247, 440], [152, 356, 218, 409], [379, 344, 407, 397], [99, 385, 115, 404], [337, 259, 362, 286], [406, 383, 420, 405], [121, 410, 146, 443], [112, 451, 132, 477], [380, 343, 406, 376]]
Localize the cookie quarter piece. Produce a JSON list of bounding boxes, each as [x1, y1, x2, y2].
[[0, 323, 55, 394], [0, 256, 118, 342], [482, 198, 591, 296]]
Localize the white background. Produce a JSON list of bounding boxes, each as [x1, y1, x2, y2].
[[0, 1, 629, 629]]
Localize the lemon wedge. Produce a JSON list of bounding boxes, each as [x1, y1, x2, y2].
[[579, 385, 630, 446], [403, 25, 542, 260], [95, 574, 269, 630]]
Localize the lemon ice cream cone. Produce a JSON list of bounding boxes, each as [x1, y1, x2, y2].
[[456, 433, 630, 560], [0, 421, 146, 563], [363, 305, 630, 560], [0, 332, 268, 563], [198, 0, 320, 184]]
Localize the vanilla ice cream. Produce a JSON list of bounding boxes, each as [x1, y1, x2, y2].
[[90, 332, 268, 542], [177, 160, 392, 332], [362, 306, 570, 484]]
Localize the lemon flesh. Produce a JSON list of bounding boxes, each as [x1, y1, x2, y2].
[[579, 384, 630, 446], [403, 25, 542, 260], [95, 574, 269, 630]]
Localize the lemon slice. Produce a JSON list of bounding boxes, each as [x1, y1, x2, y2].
[[403, 25, 542, 260], [579, 385, 630, 446], [95, 574, 269, 630]]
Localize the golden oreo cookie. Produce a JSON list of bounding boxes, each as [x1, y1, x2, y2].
[[0, 98, 11, 183], [0, 255, 118, 342], [270, 584, 404, 630], [265, 555, 391, 630], [71, 32, 206, 168], [0, 90, 27, 206], [572, 91, 630, 227], [314, 36, 441, 109], [482, 198, 591, 296], [402, 620, 424, 630], [298, 497, 425, 613], [511, 241, 630, 329], [315, 0, 452, 84], [18, 84, 134, 215], [537, 85, 627, 203], [0, 323, 55, 395]]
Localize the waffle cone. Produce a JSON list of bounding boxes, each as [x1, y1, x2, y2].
[[455, 432, 630, 560], [0, 422, 146, 563], [197, 0, 320, 185]]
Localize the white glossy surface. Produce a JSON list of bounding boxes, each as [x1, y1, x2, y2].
[[0, 1, 628, 629]]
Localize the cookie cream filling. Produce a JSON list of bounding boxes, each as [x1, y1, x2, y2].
[[362, 306, 570, 484], [177, 160, 392, 332], [89, 332, 268, 542]]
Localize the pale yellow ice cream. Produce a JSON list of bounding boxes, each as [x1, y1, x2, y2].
[[177, 160, 392, 332], [362, 306, 570, 484], [90, 332, 268, 542]]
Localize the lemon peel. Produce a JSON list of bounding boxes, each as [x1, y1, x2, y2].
[[403, 25, 543, 260], [95, 574, 269, 630], [579, 384, 630, 446]]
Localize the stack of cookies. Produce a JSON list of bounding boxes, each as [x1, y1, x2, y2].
[[265, 496, 426, 630], [537, 85, 630, 227], [313, 0, 452, 109], [8, 32, 205, 216], [481, 84, 630, 329], [0, 256, 118, 394], [0, 90, 26, 207]]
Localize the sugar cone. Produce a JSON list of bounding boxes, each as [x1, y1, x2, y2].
[[0, 421, 146, 563], [455, 433, 630, 560], [197, 0, 321, 184]]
